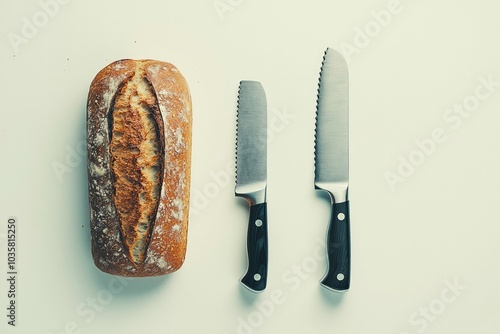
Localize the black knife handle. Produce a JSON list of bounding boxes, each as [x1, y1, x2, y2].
[[241, 202, 268, 292], [321, 200, 350, 292]]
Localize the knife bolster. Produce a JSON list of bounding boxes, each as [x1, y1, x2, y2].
[[315, 182, 348, 203], [235, 185, 267, 205]]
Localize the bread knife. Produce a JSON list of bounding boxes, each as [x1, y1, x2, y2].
[[235, 80, 268, 292], [314, 48, 351, 292]]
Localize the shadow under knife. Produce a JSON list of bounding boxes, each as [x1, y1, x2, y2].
[[319, 285, 345, 307]]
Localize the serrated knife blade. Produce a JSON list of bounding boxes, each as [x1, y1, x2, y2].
[[314, 48, 351, 292], [235, 80, 268, 292]]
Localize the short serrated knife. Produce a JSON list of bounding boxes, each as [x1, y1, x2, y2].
[[314, 48, 351, 292], [235, 80, 268, 292]]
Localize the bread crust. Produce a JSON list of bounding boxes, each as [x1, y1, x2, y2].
[[87, 59, 192, 277]]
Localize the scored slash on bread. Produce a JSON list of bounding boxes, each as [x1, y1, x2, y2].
[[110, 63, 165, 264]]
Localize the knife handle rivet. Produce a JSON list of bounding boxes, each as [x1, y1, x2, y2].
[[254, 273, 262, 281], [255, 219, 263, 227], [337, 213, 345, 221], [337, 273, 345, 281]]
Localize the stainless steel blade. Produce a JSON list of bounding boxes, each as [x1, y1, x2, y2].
[[235, 80, 267, 205], [314, 48, 349, 202]]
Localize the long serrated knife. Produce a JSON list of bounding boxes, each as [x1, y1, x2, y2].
[[314, 48, 351, 292], [235, 80, 268, 292]]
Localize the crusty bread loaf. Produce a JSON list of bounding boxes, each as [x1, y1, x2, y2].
[[86, 59, 192, 277]]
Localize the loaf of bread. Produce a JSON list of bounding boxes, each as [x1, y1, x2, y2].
[[86, 59, 192, 277]]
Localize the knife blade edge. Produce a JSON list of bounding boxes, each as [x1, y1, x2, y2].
[[235, 80, 267, 205], [314, 48, 349, 202]]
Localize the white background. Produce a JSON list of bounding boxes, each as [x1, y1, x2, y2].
[[1, 0, 500, 333]]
